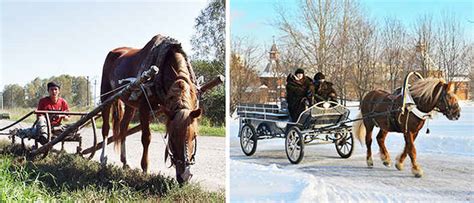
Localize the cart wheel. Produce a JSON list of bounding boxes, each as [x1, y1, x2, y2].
[[285, 126, 304, 164], [240, 124, 257, 156], [335, 131, 354, 158]]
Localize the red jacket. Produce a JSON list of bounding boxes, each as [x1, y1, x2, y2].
[[37, 97, 69, 126]]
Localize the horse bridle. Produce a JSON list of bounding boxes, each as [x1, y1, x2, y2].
[[162, 75, 200, 167]]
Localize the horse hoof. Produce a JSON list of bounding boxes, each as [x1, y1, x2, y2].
[[395, 162, 404, 171], [122, 164, 130, 170], [100, 156, 108, 167], [412, 168, 423, 178], [367, 158, 374, 168], [383, 161, 391, 167]]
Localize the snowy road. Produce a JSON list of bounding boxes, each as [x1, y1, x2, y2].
[[230, 102, 473, 202]]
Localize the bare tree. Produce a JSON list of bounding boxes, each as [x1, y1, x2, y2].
[[381, 17, 407, 91], [350, 17, 378, 101], [230, 36, 263, 111], [412, 14, 436, 77], [436, 12, 471, 82], [275, 0, 340, 75]]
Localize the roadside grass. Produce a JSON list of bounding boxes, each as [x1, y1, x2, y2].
[[4, 107, 225, 137], [0, 140, 224, 202]]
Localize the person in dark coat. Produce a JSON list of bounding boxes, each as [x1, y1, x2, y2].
[[313, 72, 337, 103], [286, 68, 314, 122]]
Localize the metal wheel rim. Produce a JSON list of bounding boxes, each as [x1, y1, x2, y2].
[[287, 129, 302, 162], [336, 132, 353, 155], [241, 126, 255, 154]]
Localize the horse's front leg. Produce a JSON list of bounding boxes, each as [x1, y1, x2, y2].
[[139, 107, 151, 173], [396, 132, 419, 171], [119, 106, 136, 169], [405, 132, 423, 177], [100, 105, 111, 167], [376, 129, 391, 167]]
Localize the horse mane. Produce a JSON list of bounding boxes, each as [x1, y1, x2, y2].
[[409, 78, 445, 103]]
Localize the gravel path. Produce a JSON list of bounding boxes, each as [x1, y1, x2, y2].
[[0, 120, 225, 192]]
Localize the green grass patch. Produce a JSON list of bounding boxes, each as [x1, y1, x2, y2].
[[4, 108, 225, 137], [0, 140, 224, 202]]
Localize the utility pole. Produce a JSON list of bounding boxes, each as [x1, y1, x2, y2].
[[94, 79, 97, 106], [86, 76, 90, 107]]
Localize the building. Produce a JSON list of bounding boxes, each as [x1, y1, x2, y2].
[[257, 41, 286, 103]]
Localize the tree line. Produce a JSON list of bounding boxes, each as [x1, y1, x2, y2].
[[2, 75, 92, 109], [231, 0, 473, 109]]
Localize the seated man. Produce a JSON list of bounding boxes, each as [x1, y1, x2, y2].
[[18, 82, 70, 144], [286, 68, 314, 122], [313, 72, 337, 103]]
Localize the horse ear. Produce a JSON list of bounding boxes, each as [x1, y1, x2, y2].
[[190, 108, 202, 119], [446, 82, 455, 93]]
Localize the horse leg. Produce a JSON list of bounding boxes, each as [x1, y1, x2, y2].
[[139, 107, 151, 173], [376, 129, 391, 167], [405, 132, 423, 177], [100, 105, 111, 167], [396, 132, 419, 171], [119, 106, 135, 169], [365, 122, 375, 168]]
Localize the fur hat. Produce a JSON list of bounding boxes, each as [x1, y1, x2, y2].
[[295, 68, 305, 75]]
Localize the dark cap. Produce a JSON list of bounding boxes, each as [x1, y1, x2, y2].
[[295, 68, 304, 75], [47, 81, 60, 89]]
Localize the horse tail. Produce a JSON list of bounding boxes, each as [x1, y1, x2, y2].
[[352, 112, 366, 146], [112, 99, 124, 151]]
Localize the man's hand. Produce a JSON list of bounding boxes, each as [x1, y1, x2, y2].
[[59, 114, 70, 121]]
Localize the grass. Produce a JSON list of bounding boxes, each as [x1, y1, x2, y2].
[[0, 140, 224, 202], [4, 107, 225, 137]]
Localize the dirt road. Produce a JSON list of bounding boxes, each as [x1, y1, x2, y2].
[[0, 120, 225, 192]]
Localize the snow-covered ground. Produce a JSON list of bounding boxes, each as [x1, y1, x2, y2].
[[230, 101, 473, 202]]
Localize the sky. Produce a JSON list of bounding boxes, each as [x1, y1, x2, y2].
[[0, 0, 208, 98], [231, 0, 473, 56]]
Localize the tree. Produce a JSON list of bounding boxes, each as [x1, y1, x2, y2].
[[192, 60, 225, 125], [3, 84, 25, 108], [350, 17, 378, 101], [436, 12, 471, 82], [191, 0, 225, 64], [381, 17, 407, 91], [230, 37, 263, 112]]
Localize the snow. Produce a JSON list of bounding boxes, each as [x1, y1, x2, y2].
[[230, 101, 474, 202]]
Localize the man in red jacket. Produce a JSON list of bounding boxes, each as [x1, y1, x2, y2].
[[18, 82, 70, 144]]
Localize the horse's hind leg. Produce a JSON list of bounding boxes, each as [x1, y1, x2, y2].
[[119, 105, 135, 169], [139, 107, 151, 173], [100, 105, 111, 166], [365, 121, 375, 168], [376, 129, 391, 167]]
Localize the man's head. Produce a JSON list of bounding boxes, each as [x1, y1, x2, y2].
[[47, 82, 60, 98], [314, 72, 325, 82], [295, 68, 304, 80]]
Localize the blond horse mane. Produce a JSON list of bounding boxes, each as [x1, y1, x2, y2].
[[409, 78, 445, 104]]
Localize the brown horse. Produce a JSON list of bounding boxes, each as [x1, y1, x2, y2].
[[100, 35, 201, 183], [353, 78, 460, 177]]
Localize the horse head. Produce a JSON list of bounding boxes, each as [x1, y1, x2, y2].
[[161, 51, 201, 184], [436, 82, 460, 120]]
